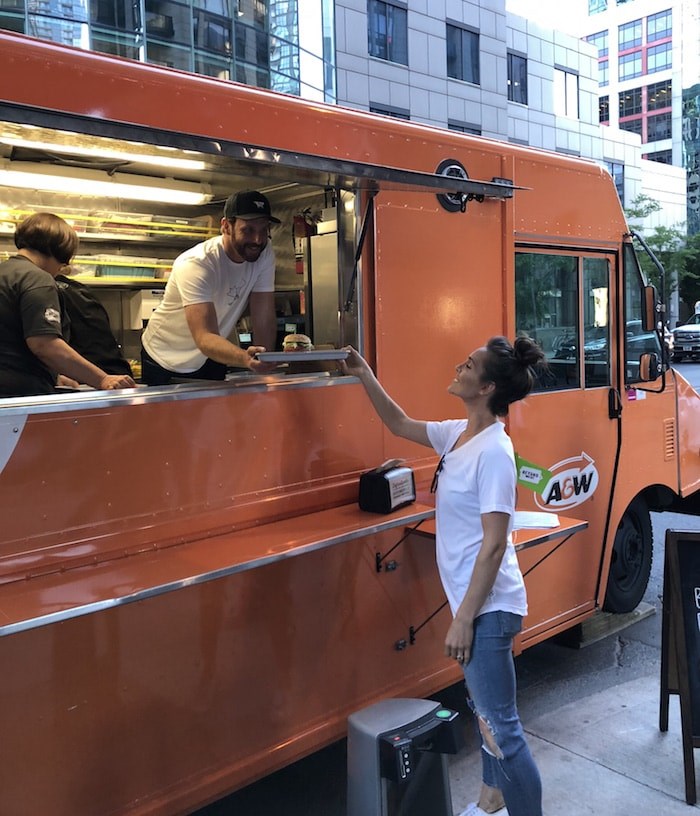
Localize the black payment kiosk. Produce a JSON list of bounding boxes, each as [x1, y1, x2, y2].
[[347, 698, 464, 816]]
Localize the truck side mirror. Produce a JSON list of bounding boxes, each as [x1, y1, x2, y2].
[[639, 352, 661, 382], [642, 285, 657, 332]]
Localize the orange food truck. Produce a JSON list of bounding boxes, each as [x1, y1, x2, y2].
[[0, 31, 699, 816]]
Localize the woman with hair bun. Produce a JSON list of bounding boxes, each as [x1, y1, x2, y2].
[[342, 336, 546, 816]]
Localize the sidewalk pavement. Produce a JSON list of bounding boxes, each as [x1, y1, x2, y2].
[[448, 673, 699, 816]]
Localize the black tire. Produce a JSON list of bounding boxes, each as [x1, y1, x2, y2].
[[603, 497, 653, 613]]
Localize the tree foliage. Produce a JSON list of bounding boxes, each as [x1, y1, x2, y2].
[[625, 194, 698, 316], [678, 231, 700, 312]]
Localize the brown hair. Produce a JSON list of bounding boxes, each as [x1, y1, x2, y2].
[[14, 213, 79, 265], [481, 335, 547, 416]]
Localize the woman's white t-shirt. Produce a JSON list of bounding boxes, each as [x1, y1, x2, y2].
[[426, 419, 527, 619]]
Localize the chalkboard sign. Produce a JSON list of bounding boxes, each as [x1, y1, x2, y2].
[[660, 530, 700, 805]]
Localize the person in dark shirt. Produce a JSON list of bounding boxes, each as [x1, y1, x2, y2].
[[0, 212, 135, 398], [55, 272, 133, 377]]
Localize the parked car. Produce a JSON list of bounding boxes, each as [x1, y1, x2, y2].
[[554, 322, 663, 362], [672, 314, 700, 362]]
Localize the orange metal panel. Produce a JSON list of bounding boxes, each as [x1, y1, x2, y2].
[[0, 531, 460, 816], [676, 372, 700, 496], [0, 383, 384, 581]]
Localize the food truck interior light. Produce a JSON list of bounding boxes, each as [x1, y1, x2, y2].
[[0, 136, 208, 172], [0, 162, 213, 205]]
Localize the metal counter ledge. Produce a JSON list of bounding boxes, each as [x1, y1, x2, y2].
[[0, 498, 586, 637], [0, 499, 436, 637]]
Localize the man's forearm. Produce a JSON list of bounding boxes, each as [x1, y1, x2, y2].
[[197, 332, 253, 368]]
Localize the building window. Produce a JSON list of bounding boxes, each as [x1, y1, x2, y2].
[[236, 61, 269, 88], [647, 9, 672, 42], [446, 23, 479, 84], [647, 80, 671, 111], [369, 103, 410, 120], [586, 30, 608, 58], [604, 160, 624, 203], [599, 58, 608, 86], [619, 19, 642, 51], [599, 95, 609, 123], [367, 0, 407, 65], [194, 12, 232, 56], [144, 1, 190, 45], [30, 0, 88, 22], [589, 0, 607, 13], [92, 28, 141, 59], [619, 87, 642, 117], [643, 149, 672, 163], [619, 118, 642, 136], [448, 120, 481, 135], [0, 0, 337, 102], [554, 68, 579, 118], [0, 0, 25, 13], [618, 51, 642, 81], [647, 42, 671, 73], [195, 52, 231, 80], [507, 52, 527, 104], [236, 23, 269, 69], [236, 0, 267, 30], [647, 111, 672, 141], [90, 0, 138, 29]]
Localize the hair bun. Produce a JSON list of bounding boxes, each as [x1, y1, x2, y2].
[[513, 335, 546, 368]]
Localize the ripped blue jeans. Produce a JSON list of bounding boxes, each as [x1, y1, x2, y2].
[[462, 611, 542, 816]]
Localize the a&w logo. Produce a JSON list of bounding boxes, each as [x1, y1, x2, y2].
[[534, 452, 599, 511]]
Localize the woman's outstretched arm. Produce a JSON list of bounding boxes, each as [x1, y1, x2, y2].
[[342, 347, 431, 448]]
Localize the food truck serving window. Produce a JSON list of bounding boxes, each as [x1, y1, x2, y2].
[[0, 113, 363, 405]]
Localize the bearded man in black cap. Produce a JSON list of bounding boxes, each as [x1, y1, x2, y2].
[[141, 190, 279, 385]]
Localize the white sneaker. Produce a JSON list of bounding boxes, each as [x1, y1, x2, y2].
[[457, 804, 508, 816]]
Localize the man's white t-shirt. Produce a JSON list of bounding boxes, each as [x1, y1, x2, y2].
[[426, 419, 527, 619], [142, 236, 275, 373]]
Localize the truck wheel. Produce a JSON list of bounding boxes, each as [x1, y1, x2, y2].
[[603, 497, 652, 613]]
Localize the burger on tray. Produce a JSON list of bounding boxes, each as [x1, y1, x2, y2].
[[283, 334, 314, 352]]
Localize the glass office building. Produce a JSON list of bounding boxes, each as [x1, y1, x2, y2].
[[0, 0, 336, 102]]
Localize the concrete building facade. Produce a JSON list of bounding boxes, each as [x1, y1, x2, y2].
[[580, 0, 700, 235], [334, 1, 685, 219]]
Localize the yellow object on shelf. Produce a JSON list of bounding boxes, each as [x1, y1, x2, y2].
[[0, 207, 218, 242]]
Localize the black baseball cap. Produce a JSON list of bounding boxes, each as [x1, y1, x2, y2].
[[223, 190, 280, 223]]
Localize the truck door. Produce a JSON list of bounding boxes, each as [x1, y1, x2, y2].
[[510, 248, 619, 642]]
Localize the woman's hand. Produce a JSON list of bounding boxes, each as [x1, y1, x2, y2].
[[444, 615, 474, 665], [340, 346, 371, 378], [98, 373, 136, 390], [56, 374, 80, 389]]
